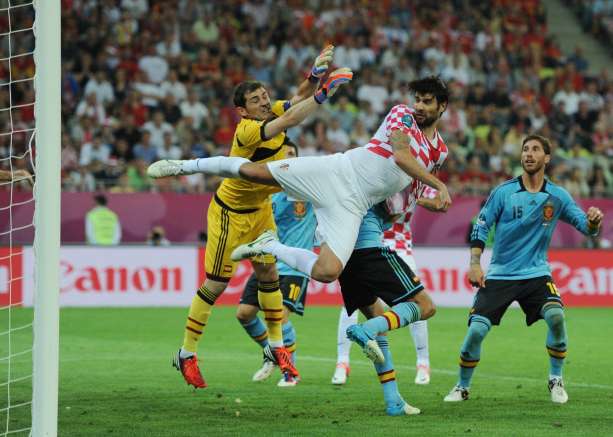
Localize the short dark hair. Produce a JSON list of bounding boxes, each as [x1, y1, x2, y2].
[[285, 142, 299, 157], [94, 194, 107, 206], [233, 81, 266, 107], [522, 134, 551, 155], [409, 76, 449, 105]]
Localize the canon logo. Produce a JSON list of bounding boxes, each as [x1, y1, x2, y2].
[[60, 261, 182, 293], [551, 262, 613, 295]]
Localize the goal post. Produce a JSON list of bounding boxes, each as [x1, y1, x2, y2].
[[32, 0, 60, 436]]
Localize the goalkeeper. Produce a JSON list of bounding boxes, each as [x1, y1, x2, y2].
[[163, 46, 354, 389]]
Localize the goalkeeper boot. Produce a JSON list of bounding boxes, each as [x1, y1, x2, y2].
[[346, 324, 385, 364], [331, 362, 350, 385], [548, 378, 568, 404], [414, 364, 431, 385], [147, 160, 192, 178], [272, 346, 300, 379], [386, 400, 421, 416], [443, 385, 469, 402], [252, 347, 277, 382], [172, 349, 206, 388], [231, 230, 277, 261]]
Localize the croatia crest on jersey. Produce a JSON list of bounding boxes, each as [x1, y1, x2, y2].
[[543, 202, 554, 222]]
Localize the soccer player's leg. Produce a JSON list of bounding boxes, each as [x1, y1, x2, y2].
[[332, 306, 357, 385], [398, 252, 431, 384], [276, 275, 308, 387], [445, 280, 513, 401], [348, 248, 430, 341], [360, 301, 420, 416], [518, 276, 568, 403], [236, 273, 276, 382]]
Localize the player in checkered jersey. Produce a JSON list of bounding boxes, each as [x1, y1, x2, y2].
[[148, 76, 451, 285], [332, 180, 443, 387]]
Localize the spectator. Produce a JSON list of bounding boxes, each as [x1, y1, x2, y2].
[[85, 193, 122, 245], [147, 225, 171, 246]]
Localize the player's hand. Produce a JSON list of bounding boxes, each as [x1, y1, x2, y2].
[[587, 206, 603, 227], [310, 45, 334, 80], [468, 264, 485, 288], [314, 68, 353, 104], [389, 129, 409, 148], [436, 185, 452, 211]]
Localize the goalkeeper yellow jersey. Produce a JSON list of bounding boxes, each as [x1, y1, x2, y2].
[[216, 99, 293, 210]]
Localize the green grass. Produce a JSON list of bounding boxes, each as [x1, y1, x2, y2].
[[2, 307, 613, 436]]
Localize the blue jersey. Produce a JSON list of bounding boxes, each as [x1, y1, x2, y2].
[[272, 192, 317, 277], [354, 204, 392, 250], [471, 177, 597, 280]]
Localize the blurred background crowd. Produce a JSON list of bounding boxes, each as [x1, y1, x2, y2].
[[1, 0, 612, 198]]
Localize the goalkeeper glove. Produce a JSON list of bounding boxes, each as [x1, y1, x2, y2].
[[308, 45, 334, 83], [314, 68, 353, 104]]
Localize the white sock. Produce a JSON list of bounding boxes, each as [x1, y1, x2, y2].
[[265, 240, 318, 277], [179, 347, 195, 359], [182, 156, 249, 177], [336, 307, 358, 364], [409, 320, 430, 366]]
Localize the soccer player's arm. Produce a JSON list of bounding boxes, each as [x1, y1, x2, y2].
[[468, 188, 503, 287], [417, 186, 446, 212], [0, 169, 33, 184], [559, 189, 603, 236], [289, 45, 334, 106], [388, 128, 451, 210]]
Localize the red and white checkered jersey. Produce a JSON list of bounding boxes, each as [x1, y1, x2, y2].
[[383, 182, 438, 254], [365, 105, 448, 173]]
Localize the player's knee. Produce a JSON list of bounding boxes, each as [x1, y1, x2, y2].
[[236, 305, 257, 324], [311, 256, 343, 283], [468, 316, 491, 341], [543, 305, 565, 333], [419, 300, 436, 320]]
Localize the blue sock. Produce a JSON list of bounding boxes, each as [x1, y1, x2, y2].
[[542, 305, 567, 378], [458, 315, 491, 388], [373, 335, 403, 409], [362, 302, 421, 337], [240, 317, 269, 348], [282, 321, 297, 364]]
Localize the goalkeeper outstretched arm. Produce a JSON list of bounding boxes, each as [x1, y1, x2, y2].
[[0, 169, 33, 184], [263, 68, 353, 139], [289, 45, 334, 105]]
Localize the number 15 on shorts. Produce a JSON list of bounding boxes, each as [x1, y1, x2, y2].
[[547, 282, 560, 297]]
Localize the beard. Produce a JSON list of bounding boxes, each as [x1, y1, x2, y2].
[[415, 113, 438, 129], [522, 161, 544, 175]]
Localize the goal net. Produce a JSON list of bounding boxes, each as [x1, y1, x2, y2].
[[0, 0, 60, 435]]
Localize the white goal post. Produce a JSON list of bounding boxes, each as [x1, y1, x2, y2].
[[32, 0, 60, 436]]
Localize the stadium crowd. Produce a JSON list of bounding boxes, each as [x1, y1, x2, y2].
[[2, 0, 612, 197]]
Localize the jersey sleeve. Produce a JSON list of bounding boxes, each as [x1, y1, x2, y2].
[[235, 118, 265, 149], [271, 100, 291, 117], [384, 105, 421, 158], [471, 186, 505, 249], [558, 188, 596, 236]]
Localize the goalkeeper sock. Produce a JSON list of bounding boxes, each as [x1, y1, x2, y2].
[[240, 317, 269, 348], [282, 321, 297, 363], [458, 315, 491, 388], [264, 241, 318, 277], [182, 156, 249, 178], [258, 280, 284, 348], [337, 307, 358, 364], [409, 320, 430, 366], [543, 305, 567, 378], [182, 284, 220, 354], [362, 302, 421, 336], [373, 335, 403, 408]]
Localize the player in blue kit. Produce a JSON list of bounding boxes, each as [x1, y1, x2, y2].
[[340, 189, 447, 416], [444, 134, 604, 404], [236, 144, 317, 388]]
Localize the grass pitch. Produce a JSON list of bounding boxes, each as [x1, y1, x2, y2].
[[2, 307, 613, 436]]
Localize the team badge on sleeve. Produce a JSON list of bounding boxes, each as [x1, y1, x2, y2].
[[401, 115, 413, 128]]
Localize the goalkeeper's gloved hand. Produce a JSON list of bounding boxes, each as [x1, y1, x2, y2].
[[314, 68, 353, 104], [308, 45, 334, 83]]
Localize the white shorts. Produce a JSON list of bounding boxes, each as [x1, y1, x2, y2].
[[268, 154, 367, 266]]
